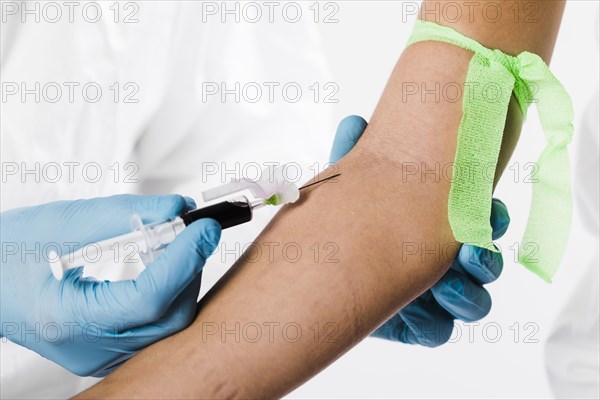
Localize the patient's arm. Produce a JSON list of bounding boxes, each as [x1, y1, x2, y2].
[[78, 1, 565, 398]]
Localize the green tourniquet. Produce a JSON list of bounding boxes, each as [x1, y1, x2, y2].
[[407, 20, 574, 282]]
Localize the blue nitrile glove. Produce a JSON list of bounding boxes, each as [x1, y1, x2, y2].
[[329, 115, 510, 347], [0, 194, 221, 376]]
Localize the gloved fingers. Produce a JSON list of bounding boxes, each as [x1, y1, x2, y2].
[[371, 313, 410, 342], [329, 115, 368, 163], [80, 274, 203, 378], [491, 198, 510, 240], [455, 245, 503, 285], [183, 196, 197, 212], [397, 293, 456, 347], [92, 358, 130, 378], [64, 194, 187, 231], [431, 269, 492, 322], [105, 218, 220, 326], [21, 194, 189, 254], [455, 198, 509, 284], [138, 271, 203, 338], [372, 291, 455, 347], [72, 218, 218, 327], [137, 218, 219, 299]]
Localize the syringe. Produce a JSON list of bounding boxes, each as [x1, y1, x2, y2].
[[48, 196, 265, 280], [48, 171, 340, 280]]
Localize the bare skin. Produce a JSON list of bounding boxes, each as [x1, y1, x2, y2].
[[77, 1, 565, 398]]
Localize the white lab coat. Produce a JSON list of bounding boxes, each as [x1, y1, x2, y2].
[[544, 88, 600, 399], [0, 2, 332, 398], [544, 14, 600, 399]]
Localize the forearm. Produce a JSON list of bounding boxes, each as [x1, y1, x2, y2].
[[79, 121, 459, 400], [78, 1, 565, 398]]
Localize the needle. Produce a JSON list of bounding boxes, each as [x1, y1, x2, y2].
[[299, 173, 341, 191]]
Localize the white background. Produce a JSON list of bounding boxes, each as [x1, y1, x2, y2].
[[2, 0, 599, 398], [289, 1, 599, 398]]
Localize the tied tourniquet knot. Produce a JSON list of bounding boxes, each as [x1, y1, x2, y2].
[[407, 20, 574, 282]]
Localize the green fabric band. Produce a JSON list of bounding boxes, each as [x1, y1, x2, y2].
[[407, 20, 574, 282]]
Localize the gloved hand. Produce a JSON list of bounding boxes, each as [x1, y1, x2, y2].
[[0, 194, 221, 376], [329, 116, 510, 347]]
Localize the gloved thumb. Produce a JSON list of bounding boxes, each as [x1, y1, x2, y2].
[[98, 218, 221, 326], [329, 115, 368, 163]]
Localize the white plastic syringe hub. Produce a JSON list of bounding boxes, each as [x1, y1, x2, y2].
[[202, 165, 299, 205]]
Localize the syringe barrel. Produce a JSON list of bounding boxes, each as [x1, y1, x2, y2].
[[182, 197, 253, 229], [50, 198, 254, 280], [49, 230, 146, 280]]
